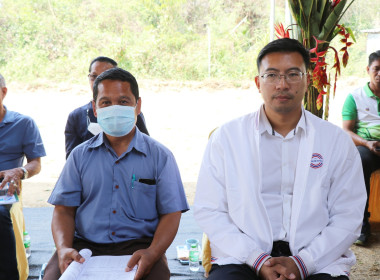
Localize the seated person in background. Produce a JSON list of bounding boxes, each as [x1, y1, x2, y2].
[[342, 50, 380, 245], [194, 38, 366, 280], [43, 68, 189, 280], [0, 73, 46, 280], [64, 56, 149, 159]]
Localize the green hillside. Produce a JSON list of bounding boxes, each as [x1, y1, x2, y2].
[[0, 0, 378, 84]]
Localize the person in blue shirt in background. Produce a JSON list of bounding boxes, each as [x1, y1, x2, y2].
[[0, 73, 46, 280], [64, 56, 149, 159], [43, 68, 189, 280]]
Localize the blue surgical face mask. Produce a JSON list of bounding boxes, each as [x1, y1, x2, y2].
[[96, 105, 136, 137]]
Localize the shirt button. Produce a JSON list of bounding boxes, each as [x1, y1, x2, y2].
[[115, 160, 119, 164], [115, 185, 119, 189], [112, 232, 115, 235], [113, 210, 116, 214]]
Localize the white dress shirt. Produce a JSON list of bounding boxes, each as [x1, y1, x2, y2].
[[259, 107, 305, 242]]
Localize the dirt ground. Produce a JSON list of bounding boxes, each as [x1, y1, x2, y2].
[[4, 77, 380, 279]]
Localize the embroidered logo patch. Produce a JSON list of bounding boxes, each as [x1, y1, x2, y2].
[[365, 107, 370, 111], [310, 153, 323, 169]]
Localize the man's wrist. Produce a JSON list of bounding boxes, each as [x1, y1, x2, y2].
[[251, 253, 271, 275], [363, 139, 369, 148], [146, 245, 162, 261], [20, 167, 29, 179]]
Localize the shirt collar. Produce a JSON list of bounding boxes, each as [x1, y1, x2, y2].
[[364, 82, 377, 98], [88, 127, 148, 157], [0, 106, 16, 125], [258, 104, 306, 136]]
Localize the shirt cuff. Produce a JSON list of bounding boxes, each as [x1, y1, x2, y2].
[[246, 250, 271, 275], [290, 250, 315, 280]]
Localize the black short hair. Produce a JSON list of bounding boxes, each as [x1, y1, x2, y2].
[[368, 50, 380, 67], [257, 38, 310, 71], [93, 68, 139, 102], [0, 73, 5, 88], [88, 56, 118, 72]]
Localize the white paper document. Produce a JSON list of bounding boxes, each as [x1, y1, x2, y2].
[[59, 249, 137, 280]]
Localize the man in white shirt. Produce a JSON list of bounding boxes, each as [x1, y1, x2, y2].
[[193, 38, 366, 280]]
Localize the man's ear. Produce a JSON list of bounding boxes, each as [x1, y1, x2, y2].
[[136, 98, 142, 115], [1, 87, 7, 99], [307, 73, 311, 87], [367, 66, 370, 75], [92, 100, 97, 117], [254, 76, 261, 92]]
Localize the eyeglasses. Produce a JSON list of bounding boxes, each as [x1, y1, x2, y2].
[[259, 71, 307, 84], [88, 74, 97, 81]]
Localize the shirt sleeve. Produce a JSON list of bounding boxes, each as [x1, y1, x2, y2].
[[294, 131, 366, 277], [48, 150, 82, 206], [155, 151, 189, 215], [22, 117, 46, 159], [342, 93, 357, 121]]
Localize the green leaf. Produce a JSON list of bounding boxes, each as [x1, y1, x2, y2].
[[315, 0, 327, 23], [301, 0, 314, 22], [346, 27, 356, 42], [288, 0, 306, 31], [319, 0, 347, 40]]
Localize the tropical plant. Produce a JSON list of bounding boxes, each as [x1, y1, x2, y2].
[[275, 0, 356, 119]]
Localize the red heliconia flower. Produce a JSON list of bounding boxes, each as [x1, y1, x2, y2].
[[316, 93, 324, 111], [310, 36, 330, 108], [342, 51, 349, 68], [329, 46, 341, 97], [274, 23, 291, 39], [319, 46, 340, 98], [331, 0, 342, 8], [337, 24, 353, 68]]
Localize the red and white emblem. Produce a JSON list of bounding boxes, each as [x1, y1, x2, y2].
[[310, 153, 323, 169]]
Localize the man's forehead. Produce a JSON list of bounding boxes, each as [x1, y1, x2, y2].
[[90, 61, 115, 73], [99, 79, 131, 88], [260, 52, 305, 70], [97, 80, 134, 99], [370, 59, 380, 67]]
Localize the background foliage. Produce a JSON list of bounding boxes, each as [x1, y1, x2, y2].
[[0, 0, 379, 85]]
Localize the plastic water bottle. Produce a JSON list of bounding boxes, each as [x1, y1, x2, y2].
[[23, 231, 31, 259], [189, 243, 199, 272]]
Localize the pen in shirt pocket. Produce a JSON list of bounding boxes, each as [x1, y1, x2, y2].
[[131, 174, 156, 188], [131, 174, 136, 189]]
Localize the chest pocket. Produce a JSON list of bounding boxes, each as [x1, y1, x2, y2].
[[130, 181, 158, 220]]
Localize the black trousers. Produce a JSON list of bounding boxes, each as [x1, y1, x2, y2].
[[207, 241, 349, 280], [0, 205, 19, 280], [357, 146, 380, 219]]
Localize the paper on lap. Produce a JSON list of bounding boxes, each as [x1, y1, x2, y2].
[[59, 249, 137, 280]]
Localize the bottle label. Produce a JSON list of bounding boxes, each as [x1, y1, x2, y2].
[[24, 240, 31, 248], [189, 250, 199, 262]]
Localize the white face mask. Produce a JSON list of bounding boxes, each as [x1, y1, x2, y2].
[[87, 122, 103, 136], [96, 105, 136, 137]]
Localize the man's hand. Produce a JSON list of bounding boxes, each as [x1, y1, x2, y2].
[[365, 140, 380, 156], [259, 257, 300, 280], [0, 168, 23, 196], [126, 248, 159, 280], [57, 247, 85, 274]]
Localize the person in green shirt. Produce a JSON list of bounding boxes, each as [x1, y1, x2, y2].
[[342, 50, 380, 245]]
